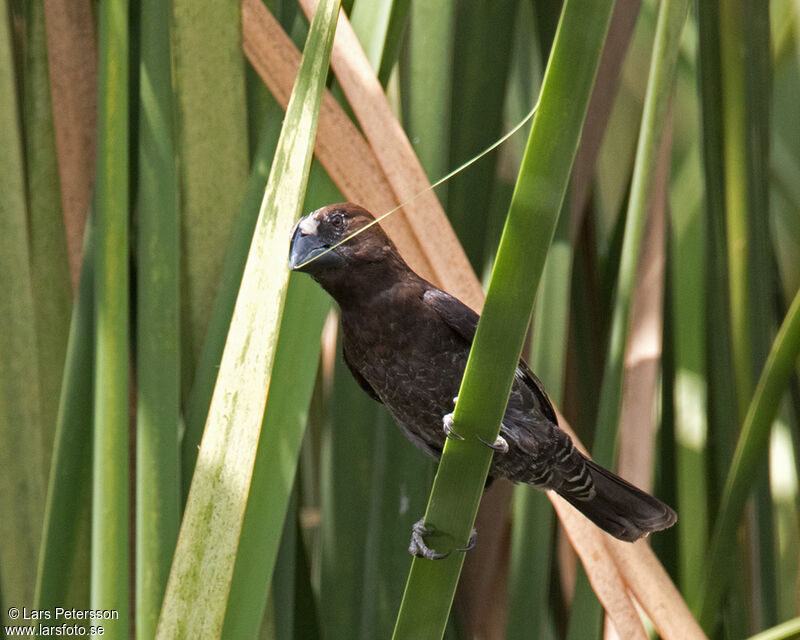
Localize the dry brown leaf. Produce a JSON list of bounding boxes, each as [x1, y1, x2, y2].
[[605, 537, 706, 640], [557, 413, 707, 640], [553, 495, 649, 640], [617, 121, 671, 491], [43, 0, 97, 291], [570, 0, 642, 239]]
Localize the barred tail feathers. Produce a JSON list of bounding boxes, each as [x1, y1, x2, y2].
[[556, 457, 677, 542]]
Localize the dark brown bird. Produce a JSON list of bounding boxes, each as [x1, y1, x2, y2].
[[289, 203, 676, 556]]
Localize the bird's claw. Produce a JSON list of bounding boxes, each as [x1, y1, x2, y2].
[[409, 518, 449, 560], [442, 397, 464, 441], [456, 528, 478, 552], [408, 518, 477, 559], [477, 433, 509, 453], [442, 412, 464, 440]]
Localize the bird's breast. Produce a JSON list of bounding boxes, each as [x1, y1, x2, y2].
[[341, 304, 467, 457]]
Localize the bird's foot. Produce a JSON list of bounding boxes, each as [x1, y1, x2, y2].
[[476, 433, 509, 453], [408, 518, 478, 559], [442, 397, 464, 440], [409, 518, 449, 560], [442, 412, 464, 441], [456, 528, 478, 552]]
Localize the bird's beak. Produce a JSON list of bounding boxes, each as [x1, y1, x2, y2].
[[288, 214, 344, 272]]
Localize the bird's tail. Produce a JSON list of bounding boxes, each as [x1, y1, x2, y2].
[[557, 457, 677, 542]]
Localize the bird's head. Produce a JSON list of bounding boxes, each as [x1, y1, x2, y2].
[[288, 203, 400, 279]]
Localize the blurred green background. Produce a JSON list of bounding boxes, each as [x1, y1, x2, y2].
[[1, 0, 799, 638]]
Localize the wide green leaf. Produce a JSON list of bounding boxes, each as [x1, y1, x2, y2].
[[0, 2, 47, 621], [171, 0, 250, 392], [135, 0, 181, 636], [35, 229, 94, 623], [92, 0, 130, 633], [155, 1, 340, 636]]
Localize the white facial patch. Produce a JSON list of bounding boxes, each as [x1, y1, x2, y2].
[[298, 214, 320, 235]]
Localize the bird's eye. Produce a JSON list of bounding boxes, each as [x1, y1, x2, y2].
[[330, 213, 344, 229]]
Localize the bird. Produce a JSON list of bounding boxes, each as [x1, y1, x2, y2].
[[288, 202, 677, 558]]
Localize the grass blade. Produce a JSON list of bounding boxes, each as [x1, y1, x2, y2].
[[507, 206, 571, 640], [569, 0, 641, 222], [22, 0, 73, 469], [373, 0, 413, 86], [697, 2, 775, 631], [135, 0, 180, 635], [219, 162, 341, 640], [747, 616, 800, 640], [0, 2, 46, 619], [669, 140, 710, 606], [402, 0, 455, 188], [35, 229, 94, 621], [445, 0, 518, 269], [736, 2, 777, 628], [391, 0, 617, 636], [92, 0, 130, 631], [344, 4, 447, 635], [358, 421, 434, 638], [698, 287, 800, 630], [241, 1, 407, 255], [171, 0, 249, 390], [222, 273, 330, 640], [591, 0, 689, 468], [696, 0, 739, 508], [349, 0, 410, 84], [718, 0, 768, 416], [155, 1, 340, 636], [180, 107, 283, 498]]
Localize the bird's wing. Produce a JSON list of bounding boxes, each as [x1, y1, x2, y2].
[[513, 360, 558, 424], [342, 342, 383, 403], [422, 288, 479, 342], [423, 288, 558, 425]]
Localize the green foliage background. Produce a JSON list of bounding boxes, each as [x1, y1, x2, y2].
[[1, 0, 799, 638]]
